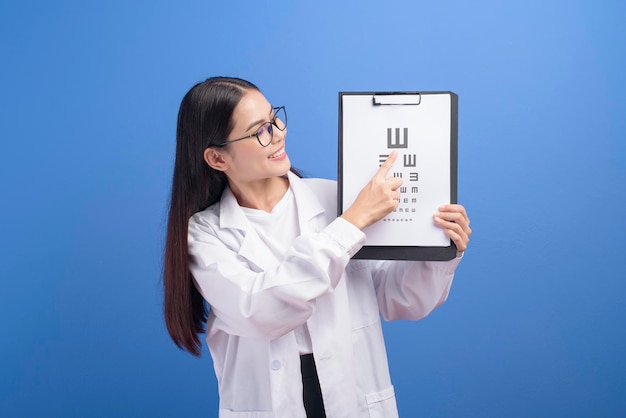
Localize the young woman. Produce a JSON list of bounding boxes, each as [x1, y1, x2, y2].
[[164, 76, 471, 417]]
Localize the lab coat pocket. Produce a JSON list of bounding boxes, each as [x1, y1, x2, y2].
[[365, 385, 398, 418], [345, 260, 379, 329]]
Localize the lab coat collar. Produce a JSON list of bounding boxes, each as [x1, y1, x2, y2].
[[287, 171, 326, 233], [217, 172, 326, 269]]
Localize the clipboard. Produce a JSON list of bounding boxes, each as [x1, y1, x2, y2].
[[338, 91, 458, 261]]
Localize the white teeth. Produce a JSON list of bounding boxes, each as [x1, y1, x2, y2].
[[269, 149, 284, 159]]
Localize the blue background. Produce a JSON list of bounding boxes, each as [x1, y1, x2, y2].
[[1, 0, 625, 416]]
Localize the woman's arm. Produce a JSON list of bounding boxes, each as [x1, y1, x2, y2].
[[372, 204, 472, 321], [372, 256, 461, 321], [189, 213, 365, 340]]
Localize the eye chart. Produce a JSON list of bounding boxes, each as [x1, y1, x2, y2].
[[339, 92, 458, 260]]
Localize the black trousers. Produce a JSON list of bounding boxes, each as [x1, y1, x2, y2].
[[300, 354, 326, 418]]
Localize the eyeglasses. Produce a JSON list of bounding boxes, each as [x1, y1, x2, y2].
[[216, 106, 287, 148]]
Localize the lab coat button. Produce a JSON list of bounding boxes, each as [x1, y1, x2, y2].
[[271, 360, 282, 371]]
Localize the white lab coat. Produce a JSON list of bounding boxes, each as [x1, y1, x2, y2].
[[188, 172, 462, 417]]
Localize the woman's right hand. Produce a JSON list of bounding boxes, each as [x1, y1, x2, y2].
[[341, 151, 403, 230]]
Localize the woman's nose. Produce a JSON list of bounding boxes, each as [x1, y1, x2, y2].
[[271, 126, 286, 144]]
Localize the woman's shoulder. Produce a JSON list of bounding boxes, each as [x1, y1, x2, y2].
[[293, 177, 337, 224], [299, 175, 336, 196], [301, 177, 337, 195], [189, 201, 220, 231]]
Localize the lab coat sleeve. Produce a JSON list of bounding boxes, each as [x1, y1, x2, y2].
[[371, 254, 463, 321], [188, 214, 366, 340]]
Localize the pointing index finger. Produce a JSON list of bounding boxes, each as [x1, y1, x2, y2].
[[377, 151, 398, 178]]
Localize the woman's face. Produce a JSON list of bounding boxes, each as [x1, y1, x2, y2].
[[217, 89, 290, 186]]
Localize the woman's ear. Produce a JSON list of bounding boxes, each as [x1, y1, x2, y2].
[[203, 148, 229, 172]]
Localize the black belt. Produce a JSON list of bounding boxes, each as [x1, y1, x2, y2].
[[300, 354, 326, 417]]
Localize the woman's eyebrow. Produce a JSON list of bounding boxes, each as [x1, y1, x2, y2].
[[244, 106, 274, 132]]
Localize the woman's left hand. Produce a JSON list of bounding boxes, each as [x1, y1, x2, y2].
[[434, 204, 472, 253]]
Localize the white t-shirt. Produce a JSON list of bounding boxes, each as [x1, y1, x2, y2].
[[241, 187, 314, 354]]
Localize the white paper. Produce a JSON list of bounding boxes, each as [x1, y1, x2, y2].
[[341, 94, 452, 247]]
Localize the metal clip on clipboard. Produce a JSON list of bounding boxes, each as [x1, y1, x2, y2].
[[372, 93, 422, 106]]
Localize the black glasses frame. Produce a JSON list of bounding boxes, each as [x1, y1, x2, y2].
[[215, 106, 287, 148]]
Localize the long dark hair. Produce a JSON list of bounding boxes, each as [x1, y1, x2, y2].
[[164, 77, 258, 356]]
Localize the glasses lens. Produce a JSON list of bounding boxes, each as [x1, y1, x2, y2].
[[256, 122, 273, 146], [274, 107, 287, 131], [256, 107, 287, 147]]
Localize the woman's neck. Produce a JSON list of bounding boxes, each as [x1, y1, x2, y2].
[[227, 176, 290, 212]]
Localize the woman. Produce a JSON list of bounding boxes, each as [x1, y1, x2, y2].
[[164, 76, 471, 417]]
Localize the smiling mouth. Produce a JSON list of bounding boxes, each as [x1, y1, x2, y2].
[[268, 148, 285, 159]]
